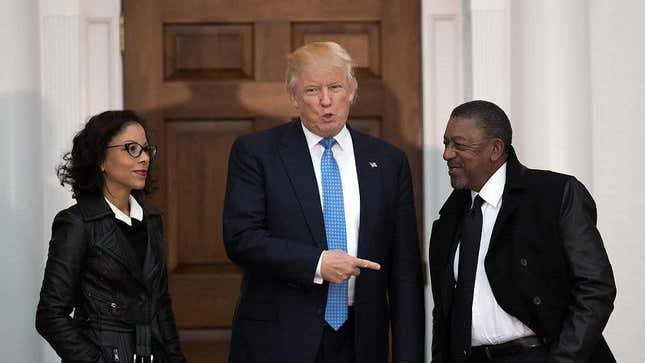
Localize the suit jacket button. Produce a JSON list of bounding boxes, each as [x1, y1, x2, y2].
[[317, 307, 323, 316], [533, 296, 542, 305], [520, 258, 528, 267]]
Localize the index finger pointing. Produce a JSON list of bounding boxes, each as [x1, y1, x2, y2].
[[355, 258, 381, 270]]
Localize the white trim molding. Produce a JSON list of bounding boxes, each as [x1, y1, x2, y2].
[[421, 0, 467, 355]]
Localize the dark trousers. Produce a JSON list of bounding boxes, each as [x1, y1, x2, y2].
[[465, 346, 547, 363], [314, 309, 356, 363]]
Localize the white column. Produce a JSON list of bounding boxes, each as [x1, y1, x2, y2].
[[38, 2, 84, 361], [589, 1, 645, 361], [510, 0, 592, 186], [422, 0, 467, 230], [40, 0, 83, 229], [421, 0, 467, 356], [0, 1, 43, 362], [466, 0, 511, 111]]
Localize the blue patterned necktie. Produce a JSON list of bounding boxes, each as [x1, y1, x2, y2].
[[320, 137, 348, 330]]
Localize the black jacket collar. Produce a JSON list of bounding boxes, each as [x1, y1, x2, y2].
[[504, 146, 528, 192], [76, 193, 160, 221], [438, 146, 528, 216]]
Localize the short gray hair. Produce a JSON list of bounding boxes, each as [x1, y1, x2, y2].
[[285, 41, 358, 96]]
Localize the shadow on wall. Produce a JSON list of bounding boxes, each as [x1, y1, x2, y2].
[[0, 91, 45, 363]]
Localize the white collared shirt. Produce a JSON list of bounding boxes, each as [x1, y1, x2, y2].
[[453, 163, 535, 345], [302, 123, 361, 306], [104, 194, 143, 226]]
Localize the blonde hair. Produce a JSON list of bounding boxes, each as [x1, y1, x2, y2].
[[286, 41, 358, 96]]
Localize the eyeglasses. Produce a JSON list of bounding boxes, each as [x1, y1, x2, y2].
[[106, 142, 158, 159]]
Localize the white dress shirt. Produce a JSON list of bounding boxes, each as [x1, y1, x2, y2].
[[104, 194, 143, 226], [302, 123, 361, 306], [453, 163, 535, 345]]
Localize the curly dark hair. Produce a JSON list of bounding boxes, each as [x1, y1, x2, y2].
[[57, 110, 156, 199]]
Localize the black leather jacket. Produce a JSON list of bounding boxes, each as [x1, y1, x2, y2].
[[36, 194, 186, 363], [429, 148, 616, 363]]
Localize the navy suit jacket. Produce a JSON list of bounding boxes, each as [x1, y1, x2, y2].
[[223, 119, 424, 363]]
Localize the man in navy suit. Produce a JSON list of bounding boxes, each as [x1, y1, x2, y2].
[[223, 42, 424, 363]]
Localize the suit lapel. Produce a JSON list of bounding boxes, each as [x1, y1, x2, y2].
[[434, 190, 469, 316], [278, 120, 327, 248], [438, 190, 470, 265], [94, 220, 147, 286], [351, 129, 381, 259], [142, 212, 162, 291]]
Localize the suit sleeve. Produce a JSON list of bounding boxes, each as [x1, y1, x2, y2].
[[223, 137, 324, 285], [548, 178, 616, 363], [35, 210, 103, 362], [388, 152, 425, 363]]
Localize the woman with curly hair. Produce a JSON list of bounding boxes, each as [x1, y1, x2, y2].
[[36, 110, 186, 363]]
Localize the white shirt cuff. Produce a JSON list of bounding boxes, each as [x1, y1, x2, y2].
[[314, 251, 325, 284]]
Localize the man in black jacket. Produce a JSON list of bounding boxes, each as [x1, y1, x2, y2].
[[429, 100, 616, 363]]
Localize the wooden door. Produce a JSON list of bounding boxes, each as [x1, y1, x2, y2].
[[124, 1, 421, 362]]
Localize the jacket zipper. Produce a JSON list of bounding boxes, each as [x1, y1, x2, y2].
[[84, 287, 119, 313]]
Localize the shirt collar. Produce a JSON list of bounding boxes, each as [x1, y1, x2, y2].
[[301, 122, 350, 152], [471, 162, 507, 208], [104, 194, 143, 226]]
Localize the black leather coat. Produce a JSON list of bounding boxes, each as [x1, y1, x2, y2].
[[429, 148, 616, 363], [36, 194, 186, 363]]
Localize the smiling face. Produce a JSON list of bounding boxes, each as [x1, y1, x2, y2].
[[101, 122, 150, 197], [442, 116, 505, 191], [290, 67, 355, 138]]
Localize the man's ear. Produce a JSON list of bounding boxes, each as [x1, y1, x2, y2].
[[288, 92, 299, 109], [490, 138, 505, 162]]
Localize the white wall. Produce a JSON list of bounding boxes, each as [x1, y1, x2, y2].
[[589, 1, 645, 361]]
